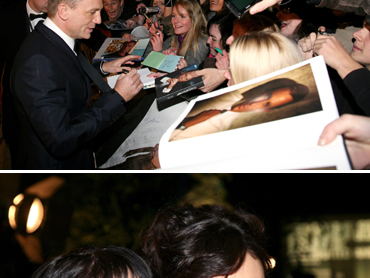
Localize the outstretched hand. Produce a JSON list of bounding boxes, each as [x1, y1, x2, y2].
[[190, 68, 227, 93], [318, 114, 370, 169], [102, 55, 142, 74], [249, 0, 281, 15]]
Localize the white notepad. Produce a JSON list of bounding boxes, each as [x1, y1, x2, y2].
[[107, 68, 155, 89]]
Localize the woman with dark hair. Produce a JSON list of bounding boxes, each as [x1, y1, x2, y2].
[[32, 246, 153, 278], [139, 204, 272, 278]]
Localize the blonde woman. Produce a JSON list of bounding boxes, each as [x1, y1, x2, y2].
[[147, 0, 208, 67], [170, 31, 306, 141], [225, 31, 304, 85]]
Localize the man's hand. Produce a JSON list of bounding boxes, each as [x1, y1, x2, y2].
[[319, 114, 370, 169], [114, 68, 143, 102], [189, 68, 227, 93], [102, 55, 142, 74]]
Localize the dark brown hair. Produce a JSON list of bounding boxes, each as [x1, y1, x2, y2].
[[32, 246, 153, 278], [139, 204, 272, 278]]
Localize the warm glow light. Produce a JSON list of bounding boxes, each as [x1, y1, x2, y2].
[[13, 194, 24, 205], [8, 205, 17, 229], [270, 258, 276, 269], [26, 198, 44, 234]]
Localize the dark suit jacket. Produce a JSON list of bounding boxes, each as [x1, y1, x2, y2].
[[0, 0, 31, 164], [10, 22, 127, 170]]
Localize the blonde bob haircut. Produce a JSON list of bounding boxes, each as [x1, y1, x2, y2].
[[229, 31, 303, 84], [170, 0, 207, 62]]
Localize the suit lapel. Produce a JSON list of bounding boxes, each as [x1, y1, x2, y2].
[[35, 23, 93, 103]]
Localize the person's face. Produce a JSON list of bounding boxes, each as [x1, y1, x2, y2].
[[275, 10, 301, 37], [178, 72, 192, 82], [224, 68, 234, 86], [207, 24, 223, 56], [153, 0, 165, 17], [171, 5, 191, 37], [210, 0, 223, 12], [214, 253, 265, 278], [66, 0, 102, 40], [103, 0, 123, 20], [231, 87, 295, 112], [29, 0, 48, 13], [119, 42, 135, 55], [351, 21, 370, 68]]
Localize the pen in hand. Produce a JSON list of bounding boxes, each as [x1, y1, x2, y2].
[[215, 48, 223, 56], [119, 69, 129, 74]]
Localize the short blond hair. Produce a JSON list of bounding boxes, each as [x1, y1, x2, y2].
[[48, 0, 81, 17], [229, 31, 303, 84]]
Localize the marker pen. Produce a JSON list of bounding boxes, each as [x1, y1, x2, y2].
[[215, 47, 223, 56]]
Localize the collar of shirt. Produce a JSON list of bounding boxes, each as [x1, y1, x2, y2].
[[43, 18, 77, 55], [26, 0, 45, 29]]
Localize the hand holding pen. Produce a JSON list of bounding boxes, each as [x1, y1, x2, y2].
[[215, 49, 230, 70]]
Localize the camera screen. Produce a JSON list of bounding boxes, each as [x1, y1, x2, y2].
[[229, 0, 256, 11]]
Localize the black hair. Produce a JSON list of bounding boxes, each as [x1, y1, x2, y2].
[[32, 246, 153, 278], [139, 203, 272, 278], [207, 13, 234, 51]]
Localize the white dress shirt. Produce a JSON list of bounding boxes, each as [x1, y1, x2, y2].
[[43, 18, 76, 55], [26, 0, 45, 31]]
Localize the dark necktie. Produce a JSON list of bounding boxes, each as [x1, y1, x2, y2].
[[29, 13, 47, 21], [75, 41, 114, 95]]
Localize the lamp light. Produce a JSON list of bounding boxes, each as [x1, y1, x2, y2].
[[8, 194, 45, 235]]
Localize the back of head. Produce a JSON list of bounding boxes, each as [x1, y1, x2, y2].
[[232, 13, 279, 37], [47, 0, 80, 18], [32, 246, 153, 278], [139, 204, 271, 278], [229, 31, 303, 84]]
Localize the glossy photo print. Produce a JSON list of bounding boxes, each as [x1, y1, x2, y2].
[[169, 64, 322, 141]]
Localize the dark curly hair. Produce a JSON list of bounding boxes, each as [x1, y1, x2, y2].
[[139, 204, 272, 278], [32, 245, 153, 278]]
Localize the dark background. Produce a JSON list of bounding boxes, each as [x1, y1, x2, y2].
[[0, 173, 368, 278]]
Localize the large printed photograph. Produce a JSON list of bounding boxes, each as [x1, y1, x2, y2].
[[169, 64, 323, 141]]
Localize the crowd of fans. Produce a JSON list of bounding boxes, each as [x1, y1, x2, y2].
[[92, 0, 370, 169], [2, 0, 370, 169]]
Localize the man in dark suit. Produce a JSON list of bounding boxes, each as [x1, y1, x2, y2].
[[0, 0, 48, 168], [10, 0, 143, 169]]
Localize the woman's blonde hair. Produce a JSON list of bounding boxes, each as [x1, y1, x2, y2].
[[229, 31, 303, 84], [170, 0, 207, 63]]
